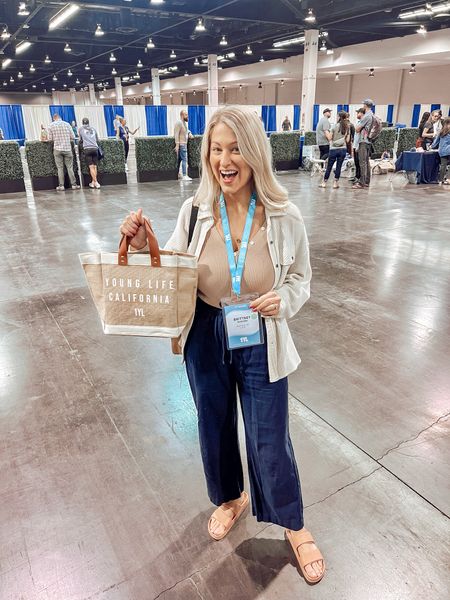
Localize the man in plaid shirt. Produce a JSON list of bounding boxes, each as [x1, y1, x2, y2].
[[47, 114, 80, 191]]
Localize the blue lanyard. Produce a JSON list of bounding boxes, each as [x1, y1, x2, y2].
[[219, 191, 257, 296]]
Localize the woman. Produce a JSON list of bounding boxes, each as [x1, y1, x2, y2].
[[417, 111, 430, 149], [320, 110, 350, 189], [431, 116, 450, 185], [118, 117, 139, 170], [78, 117, 101, 188], [119, 106, 325, 584]]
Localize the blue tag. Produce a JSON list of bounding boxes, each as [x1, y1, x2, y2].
[[222, 302, 264, 350]]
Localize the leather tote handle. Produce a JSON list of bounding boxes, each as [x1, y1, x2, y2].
[[118, 218, 161, 267]]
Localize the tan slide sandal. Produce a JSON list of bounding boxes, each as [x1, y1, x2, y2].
[[208, 491, 249, 541], [285, 528, 326, 584]]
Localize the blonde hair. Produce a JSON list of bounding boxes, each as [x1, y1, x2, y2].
[[193, 105, 288, 211]]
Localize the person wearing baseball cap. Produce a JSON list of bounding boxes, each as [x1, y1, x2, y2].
[[353, 100, 374, 188], [316, 108, 332, 160]]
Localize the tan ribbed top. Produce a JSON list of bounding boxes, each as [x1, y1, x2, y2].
[[198, 224, 275, 308]]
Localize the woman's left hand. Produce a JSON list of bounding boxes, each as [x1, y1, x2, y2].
[[250, 291, 282, 317]]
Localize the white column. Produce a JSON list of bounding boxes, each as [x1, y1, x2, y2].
[[300, 29, 319, 131], [394, 69, 405, 125], [151, 68, 161, 105], [52, 90, 59, 104], [88, 83, 97, 105], [69, 87, 76, 105], [208, 54, 218, 107], [114, 76, 123, 104]]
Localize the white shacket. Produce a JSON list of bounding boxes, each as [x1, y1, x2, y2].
[[164, 197, 312, 383]]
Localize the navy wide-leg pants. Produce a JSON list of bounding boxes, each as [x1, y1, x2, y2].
[[185, 298, 304, 530]]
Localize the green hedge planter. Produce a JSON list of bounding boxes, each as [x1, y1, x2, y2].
[[0, 141, 25, 193], [397, 128, 419, 155], [371, 128, 397, 158], [79, 139, 126, 186], [135, 136, 178, 182], [25, 141, 80, 191], [270, 132, 301, 171], [187, 135, 203, 179], [304, 131, 317, 146]]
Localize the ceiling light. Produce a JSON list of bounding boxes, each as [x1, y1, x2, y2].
[[280, 79, 285, 86], [320, 40, 327, 51], [147, 37, 155, 48], [2, 58, 12, 68], [195, 18, 206, 32], [220, 35, 227, 46], [399, 3, 447, 19], [51, 87, 55, 91], [29, 63, 35, 72], [64, 43, 71, 52], [16, 40, 31, 54], [44, 55, 51, 63], [244, 45, 252, 55], [111, 67, 117, 75], [2, 81, 7, 86], [63, 84, 67, 88], [273, 35, 305, 48], [75, 78, 80, 84], [90, 74, 94, 80], [17, 71, 23, 78], [259, 56, 264, 62], [122, 76, 129, 82], [193, 90, 196, 95], [95, 24, 104, 36], [168, 65, 178, 71], [368, 68, 375, 77], [409, 63, 416, 74], [48, 3, 80, 30], [24, 87, 28, 91], [258, 82, 262, 89], [52, 74, 57, 81], [109, 52, 116, 62], [305, 8, 316, 23], [184, 71, 189, 76], [170, 49, 176, 58], [67, 68, 73, 76], [417, 24, 427, 34], [85, 63, 90, 70], [335, 72, 340, 81], [137, 59, 143, 68], [150, 0, 165, 4], [9, 76, 14, 82], [194, 57, 200, 66], [321, 30, 329, 37], [326, 48, 334, 55], [1, 27, 11, 40], [134, 72, 140, 79], [18, 3, 30, 16]]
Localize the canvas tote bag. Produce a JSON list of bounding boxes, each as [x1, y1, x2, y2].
[[79, 219, 198, 337]]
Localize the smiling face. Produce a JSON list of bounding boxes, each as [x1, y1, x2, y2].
[[209, 122, 253, 194]]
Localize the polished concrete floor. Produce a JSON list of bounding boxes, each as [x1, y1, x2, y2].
[[1, 163, 449, 600]]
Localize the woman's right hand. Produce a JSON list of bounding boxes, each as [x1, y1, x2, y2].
[[120, 208, 148, 250]]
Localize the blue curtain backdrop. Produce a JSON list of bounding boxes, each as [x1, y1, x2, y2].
[[103, 105, 124, 136], [0, 105, 26, 144], [387, 105, 394, 124], [411, 104, 421, 127], [49, 105, 76, 125], [261, 105, 276, 132], [313, 104, 320, 130], [188, 105, 205, 135], [145, 106, 168, 135], [430, 104, 441, 112], [293, 105, 300, 130], [337, 104, 344, 112]]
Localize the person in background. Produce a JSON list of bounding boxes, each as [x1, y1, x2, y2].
[[0, 128, 4, 140], [417, 112, 430, 149], [316, 108, 332, 160], [71, 120, 78, 144], [40, 124, 48, 141], [78, 117, 101, 189], [353, 99, 374, 189], [46, 113, 80, 191], [119, 117, 139, 170], [433, 109, 443, 138], [319, 110, 351, 189], [113, 113, 122, 138], [174, 109, 192, 181], [282, 116, 292, 132], [350, 107, 365, 184], [431, 116, 450, 185], [421, 111, 440, 150]]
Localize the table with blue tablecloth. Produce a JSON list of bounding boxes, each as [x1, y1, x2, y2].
[[395, 151, 440, 184]]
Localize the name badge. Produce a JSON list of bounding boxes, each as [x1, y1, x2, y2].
[[221, 294, 264, 350]]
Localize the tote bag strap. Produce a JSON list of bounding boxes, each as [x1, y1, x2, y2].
[[118, 218, 161, 267], [188, 204, 199, 247]]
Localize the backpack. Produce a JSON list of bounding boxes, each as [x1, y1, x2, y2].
[[367, 115, 383, 141]]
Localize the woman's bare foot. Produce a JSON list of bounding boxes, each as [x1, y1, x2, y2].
[[285, 528, 325, 583], [208, 492, 248, 538]]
